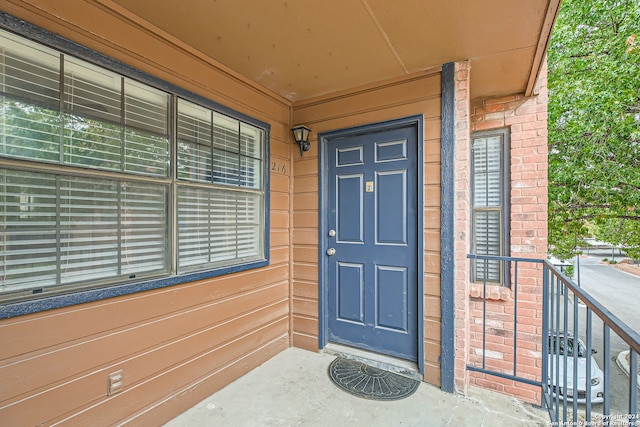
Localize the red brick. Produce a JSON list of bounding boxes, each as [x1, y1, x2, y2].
[[513, 104, 537, 116], [511, 196, 538, 205], [457, 69, 469, 80], [505, 113, 538, 125], [511, 129, 539, 141], [484, 111, 507, 121], [484, 103, 506, 113], [509, 123, 523, 133], [485, 95, 517, 105], [473, 119, 505, 131], [523, 154, 547, 164], [520, 171, 543, 181], [522, 120, 547, 131], [507, 100, 530, 111]]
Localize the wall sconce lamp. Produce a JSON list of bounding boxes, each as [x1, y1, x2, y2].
[[291, 125, 311, 157]]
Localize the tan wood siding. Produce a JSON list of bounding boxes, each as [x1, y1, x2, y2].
[[0, 1, 293, 425], [291, 69, 443, 385]]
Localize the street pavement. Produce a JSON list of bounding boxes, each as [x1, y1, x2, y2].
[[575, 253, 640, 329]]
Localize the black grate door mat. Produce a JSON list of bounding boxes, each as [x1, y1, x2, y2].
[[327, 357, 420, 401]]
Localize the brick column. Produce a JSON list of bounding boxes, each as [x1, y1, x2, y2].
[[452, 60, 471, 393]]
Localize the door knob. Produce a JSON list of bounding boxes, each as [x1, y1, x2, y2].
[[326, 248, 336, 256]]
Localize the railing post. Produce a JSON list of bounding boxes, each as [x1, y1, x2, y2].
[[555, 271, 562, 420], [482, 258, 487, 370], [629, 349, 638, 426], [572, 292, 579, 423], [513, 261, 519, 378], [541, 264, 550, 413], [562, 284, 568, 425], [603, 325, 611, 426], [585, 308, 593, 422]]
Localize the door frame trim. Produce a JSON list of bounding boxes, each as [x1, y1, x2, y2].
[[317, 115, 424, 374]]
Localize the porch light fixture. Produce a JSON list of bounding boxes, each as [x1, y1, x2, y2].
[[291, 125, 311, 157]]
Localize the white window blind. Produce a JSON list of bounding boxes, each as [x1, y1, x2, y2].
[[0, 28, 268, 301], [176, 99, 264, 273], [177, 100, 263, 189], [471, 133, 507, 283], [473, 210, 502, 282], [177, 187, 262, 271], [177, 101, 213, 183], [472, 136, 502, 208], [0, 169, 57, 289], [0, 36, 170, 177], [123, 80, 169, 176], [0, 34, 61, 163], [0, 169, 168, 292], [63, 58, 170, 176]]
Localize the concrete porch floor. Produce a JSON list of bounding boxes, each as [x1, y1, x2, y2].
[[164, 348, 549, 427]]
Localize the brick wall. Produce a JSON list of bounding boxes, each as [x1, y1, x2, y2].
[[454, 60, 548, 404]]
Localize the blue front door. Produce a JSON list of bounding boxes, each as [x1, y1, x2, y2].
[[325, 122, 418, 361]]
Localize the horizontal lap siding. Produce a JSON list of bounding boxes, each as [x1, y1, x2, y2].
[[0, 1, 292, 425], [291, 70, 443, 386]]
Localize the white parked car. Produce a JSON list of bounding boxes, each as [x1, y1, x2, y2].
[[548, 332, 604, 404]]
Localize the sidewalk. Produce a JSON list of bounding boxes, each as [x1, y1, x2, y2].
[[615, 350, 640, 390], [609, 261, 640, 277], [164, 348, 548, 427]]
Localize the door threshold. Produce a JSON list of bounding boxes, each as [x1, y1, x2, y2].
[[323, 343, 422, 381]]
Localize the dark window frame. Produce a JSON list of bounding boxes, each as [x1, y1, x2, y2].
[[0, 13, 270, 318], [470, 127, 510, 286]]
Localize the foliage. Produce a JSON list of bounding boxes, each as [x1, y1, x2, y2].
[[564, 264, 575, 279], [548, 0, 640, 260], [1, 99, 168, 174], [594, 217, 640, 259]]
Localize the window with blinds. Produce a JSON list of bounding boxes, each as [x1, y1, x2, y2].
[[176, 99, 264, 273], [0, 29, 267, 301], [471, 129, 509, 284]]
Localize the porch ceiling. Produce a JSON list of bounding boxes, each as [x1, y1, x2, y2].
[[111, 0, 559, 102]]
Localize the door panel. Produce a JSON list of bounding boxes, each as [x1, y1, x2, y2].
[[376, 265, 408, 331], [375, 139, 407, 162], [337, 146, 364, 166], [376, 170, 407, 244], [337, 262, 364, 324], [337, 175, 364, 243], [326, 123, 418, 361]]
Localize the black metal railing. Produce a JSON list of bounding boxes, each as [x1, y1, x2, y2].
[[543, 260, 639, 426], [466, 254, 545, 390], [467, 254, 640, 426]]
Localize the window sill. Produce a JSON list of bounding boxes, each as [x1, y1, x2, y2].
[[469, 282, 511, 301], [0, 258, 269, 319]]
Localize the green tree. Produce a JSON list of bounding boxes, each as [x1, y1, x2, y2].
[[548, 0, 640, 260], [594, 218, 640, 260]]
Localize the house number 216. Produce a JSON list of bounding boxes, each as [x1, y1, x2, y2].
[[271, 162, 286, 175]]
